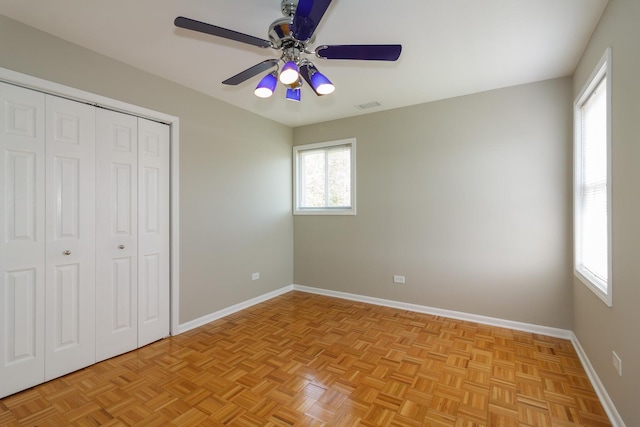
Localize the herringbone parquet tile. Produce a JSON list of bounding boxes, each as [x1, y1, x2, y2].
[[0, 292, 611, 426]]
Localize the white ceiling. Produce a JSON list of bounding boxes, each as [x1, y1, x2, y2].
[[0, 0, 608, 127]]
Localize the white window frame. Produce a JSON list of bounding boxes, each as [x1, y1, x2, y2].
[[573, 47, 612, 307], [293, 138, 356, 215]]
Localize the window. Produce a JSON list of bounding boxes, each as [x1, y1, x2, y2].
[[574, 48, 612, 306], [293, 138, 356, 215]]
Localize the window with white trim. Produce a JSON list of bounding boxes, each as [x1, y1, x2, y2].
[[293, 138, 356, 215], [574, 48, 612, 306]]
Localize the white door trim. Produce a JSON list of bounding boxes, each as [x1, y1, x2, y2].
[[0, 67, 181, 336]]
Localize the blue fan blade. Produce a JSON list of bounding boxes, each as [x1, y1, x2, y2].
[[222, 59, 278, 85], [292, 0, 332, 41], [299, 64, 321, 96], [316, 44, 402, 61], [175, 16, 271, 48]]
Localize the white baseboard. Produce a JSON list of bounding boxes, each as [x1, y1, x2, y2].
[[177, 285, 294, 334], [178, 283, 572, 338], [176, 284, 623, 426], [571, 333, 626, 427], [292, 284, 573, 339]]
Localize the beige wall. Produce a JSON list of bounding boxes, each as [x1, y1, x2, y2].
[[0, 16, 294, 324], [572, 0, 640, 424], [294, 78, 574, 329]]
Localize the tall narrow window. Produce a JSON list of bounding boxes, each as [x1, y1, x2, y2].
[[294, 139, 356, 215], [574, 48, 611, 306]]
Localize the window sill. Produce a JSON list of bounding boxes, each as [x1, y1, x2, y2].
[[575, 269, 612, 307], [294, 208, 356, 216]]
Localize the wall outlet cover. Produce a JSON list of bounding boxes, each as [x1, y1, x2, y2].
[[612, 351, 622, 376], [393, 275, 405, 284]]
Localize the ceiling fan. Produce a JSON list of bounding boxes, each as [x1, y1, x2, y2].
[[174, 0, 402, 101]]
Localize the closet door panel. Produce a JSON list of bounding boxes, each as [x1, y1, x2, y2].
[[96, 109, 138, 362], [0, 82, 46, 398], [138, 119, 170, 347], [44, 95, 96, 380]]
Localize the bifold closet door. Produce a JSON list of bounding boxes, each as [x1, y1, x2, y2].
[[95, 108, 139, 362], [95, 111, 170, 361], [1, 81, 170, 397], [44, 95, 96, 380], [137, 118, 170, 347], [0, 82, 46, 397]]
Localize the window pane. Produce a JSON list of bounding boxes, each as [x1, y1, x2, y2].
[[300, 150, 326, 207], [581, 190, 607, 280], [327, 147, 351, 207], [294, 138, 356, 215], [579, 76, 608, 282]]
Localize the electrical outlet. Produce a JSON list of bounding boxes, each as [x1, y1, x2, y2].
[[252, 272, 260, 281], [612, 351, 622, 376], [393, 275, 405, 284]]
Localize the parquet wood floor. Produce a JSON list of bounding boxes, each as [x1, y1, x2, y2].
[[0, 291, 611, 426]]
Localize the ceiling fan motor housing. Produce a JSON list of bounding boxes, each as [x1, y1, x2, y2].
[[268, 17, 294, 49], [268, 14, 315, 50]]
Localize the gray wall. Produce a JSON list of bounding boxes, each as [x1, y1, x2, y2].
[[0, 15, 294, 324], [572, 0, 640, 424], [293, 78, 574, 329]]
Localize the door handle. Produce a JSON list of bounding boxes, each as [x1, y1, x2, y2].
[[119, 245, 125, 250]]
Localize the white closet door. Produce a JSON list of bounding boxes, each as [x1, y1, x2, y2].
[[0, 82, 46, 398], [137, 118, 170, 347], [95, 109, 138, 362], [44, 95, 96, 380]]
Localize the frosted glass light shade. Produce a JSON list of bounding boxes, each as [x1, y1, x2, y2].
[[254, 73, 277, 98], [280, 61, 300, 85], [286, 88, 301, 102], [310, 71, 335, 95]]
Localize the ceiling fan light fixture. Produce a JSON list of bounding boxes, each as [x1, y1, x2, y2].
[[286, 88, 301, 102], [175, 2, 402, 104], [279, 61, 300, 85], [310, 69, 335, 95], [254, 72, 278, 98]]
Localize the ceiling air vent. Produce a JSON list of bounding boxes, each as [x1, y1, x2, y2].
[[355, 101, 381, 110]]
